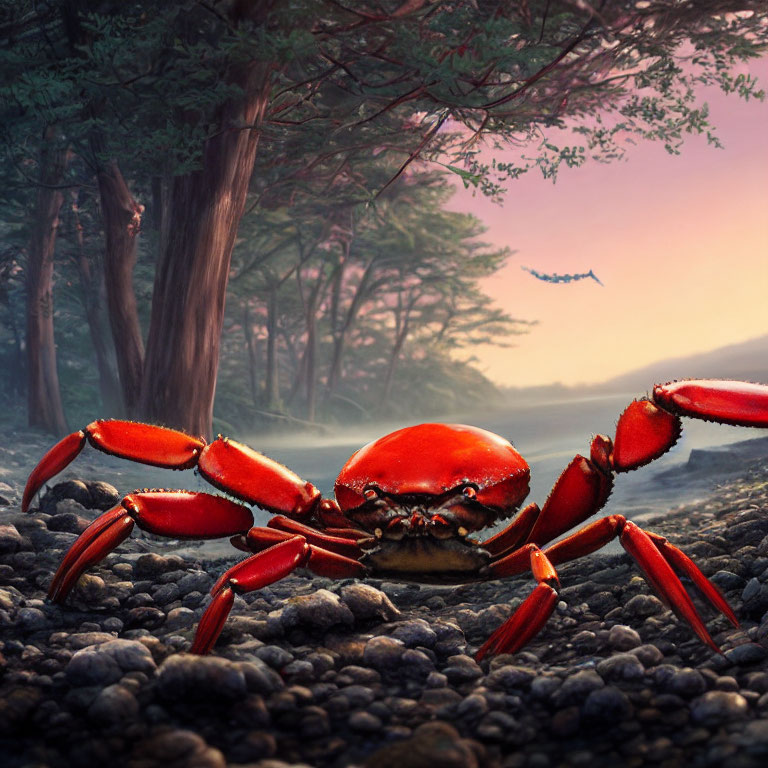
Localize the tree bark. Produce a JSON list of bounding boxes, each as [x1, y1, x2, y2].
[[97, 161, 145, 415], [71, 193, 123, 415], [264, 286, 280, 410], [139, 62, 273, 438], [26, 128, 69, 437], [324, 257, 375, 407], [379, 291, 417, 410], [242, 301, 259, 408]]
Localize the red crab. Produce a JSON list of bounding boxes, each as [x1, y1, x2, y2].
[[23, 380, 768, 658]]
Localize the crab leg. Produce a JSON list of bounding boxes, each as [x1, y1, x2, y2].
[[22, 421, 205, 513], [244, 518, 364, 558], [542, 515, 733, 651], [23, 421, 325, 522], [191, 536, 366, 654], [480, 503, 540, 556], [524, 380, 768, 549], [477, 544, 559, 660], [652, 380, 768, 427], [49, 491, 254, 602]]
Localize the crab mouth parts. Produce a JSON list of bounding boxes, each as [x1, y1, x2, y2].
[[347, 491, 499, 541]]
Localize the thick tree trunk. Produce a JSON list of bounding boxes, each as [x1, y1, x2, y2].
[[139, 63, 272, 438], [26, 129, 69, 437], [71, 194, 123, 415], [97, 162, 145, 415]]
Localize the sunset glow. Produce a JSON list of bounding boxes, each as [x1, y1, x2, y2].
[[449, 59, 768, 389]]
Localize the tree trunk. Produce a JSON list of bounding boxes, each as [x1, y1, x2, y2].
[[139, 63, 272, 439], [26, 128, 69, 437], [97, 161, 145, 415], [71, 193, 123, 415], [379, 292, 417, 411], [324, 257, 375, 407], [242, 301, 259, 407], [264, 286, 280, 410]]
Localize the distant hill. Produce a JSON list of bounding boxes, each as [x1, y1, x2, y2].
[[502, 334, 768, 402], [595, 334, 768, 393]]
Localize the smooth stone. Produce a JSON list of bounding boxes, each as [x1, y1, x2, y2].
[[607, 624, 642, 650], [156, 654, 247, 700], [340, 583, 400, 622], [280, 589, 354, 630], [88, 684, 139, 723], [66, 640, 156, 686], [690, 690, 748, 725]]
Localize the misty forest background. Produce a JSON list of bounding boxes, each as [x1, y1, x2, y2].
[[1, 1, 766, 442]]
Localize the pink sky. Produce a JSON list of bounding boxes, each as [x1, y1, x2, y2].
[[448, 57, 768, 389]]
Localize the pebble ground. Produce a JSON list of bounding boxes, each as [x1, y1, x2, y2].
[[2, 430, 768, 767]]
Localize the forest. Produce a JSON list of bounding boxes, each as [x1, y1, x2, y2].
[[1, 0, 765, 440]]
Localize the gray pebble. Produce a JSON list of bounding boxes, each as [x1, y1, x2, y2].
[[442, 654, 483, 684], [724, 643, 767, 665], [582, 685, 633, 721], [664, 667, 707, 698], [629, 643, 664, 666], [152, 583, 180, 606], [164, 607, 195, 631], [596, 653, 645, 681], [255, 645, 294, 669], [552, 670, 604, 707], [607, 624, 642, 650], [363, 636, 406, 671], [280, 589, 354, 630], [88, 684, 139, 723], [47, 510, 90, 534], [485, 665, 536, 691], [530, 675, 561, 700], [623, 593, 665, 617], [177, 571, 213, 596], [66, 639, 156, 686], [339, 583, 400, 622], [128, 728, 225, 768], [17, 607, 48, 631], [348, 710, 382, 732], [401, 648, 435, 679], [690, 690, 748, 725], [387, 618, 437, 648], [0, 524, 22, 555], [157, 654, 246, 700]]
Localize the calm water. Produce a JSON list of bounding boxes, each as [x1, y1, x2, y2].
[[74, 392, 767, 559]]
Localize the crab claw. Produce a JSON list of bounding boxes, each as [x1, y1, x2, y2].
[[22, 431, 86, 513], [48, 506, 134, 602]]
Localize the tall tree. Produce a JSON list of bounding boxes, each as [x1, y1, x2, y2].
[[25, 128, 69, 436]]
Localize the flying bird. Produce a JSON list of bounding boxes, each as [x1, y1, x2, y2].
[[522, 266, 604, 286]]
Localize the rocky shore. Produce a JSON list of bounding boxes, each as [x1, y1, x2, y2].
[[2, 431, 768, 767]]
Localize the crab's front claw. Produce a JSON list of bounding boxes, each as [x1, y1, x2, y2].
[[48, 506, 134, 602], [23, 431, 87, 513]]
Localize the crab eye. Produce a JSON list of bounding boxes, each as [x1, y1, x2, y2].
[[462, 485, 477, 499], [363, 487, 378, 501]]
